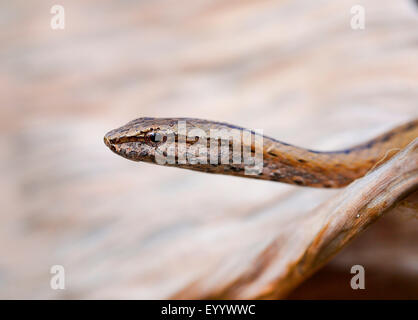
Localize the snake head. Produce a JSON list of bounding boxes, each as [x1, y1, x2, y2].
[[104, 117, 177, 163], [104, 117, 264, 169]]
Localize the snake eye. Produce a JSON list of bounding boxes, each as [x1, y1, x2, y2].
[[146, 131, 165, 144], [149, 132, 158, 143]]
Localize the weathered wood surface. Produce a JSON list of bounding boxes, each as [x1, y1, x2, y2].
[[173, 140, 418, 299], [1, 0, 417, 299]]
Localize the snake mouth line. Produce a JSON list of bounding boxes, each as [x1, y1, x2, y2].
[[104, 134, 140, 149]]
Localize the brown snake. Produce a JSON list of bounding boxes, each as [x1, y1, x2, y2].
[[104, 118, 418, 188]]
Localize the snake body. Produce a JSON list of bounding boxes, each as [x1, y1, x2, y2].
[[104, 118, 418, 188]]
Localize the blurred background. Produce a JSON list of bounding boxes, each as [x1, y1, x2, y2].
[[1, 0, 417, 299]]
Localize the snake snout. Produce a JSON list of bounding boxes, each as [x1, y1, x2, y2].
[[104, 132, 117, 152]]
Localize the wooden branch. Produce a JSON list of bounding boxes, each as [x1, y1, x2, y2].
[[174, 139, 418, 299]]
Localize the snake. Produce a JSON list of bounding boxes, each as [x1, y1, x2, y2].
[[104, 117, 418, 188]]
